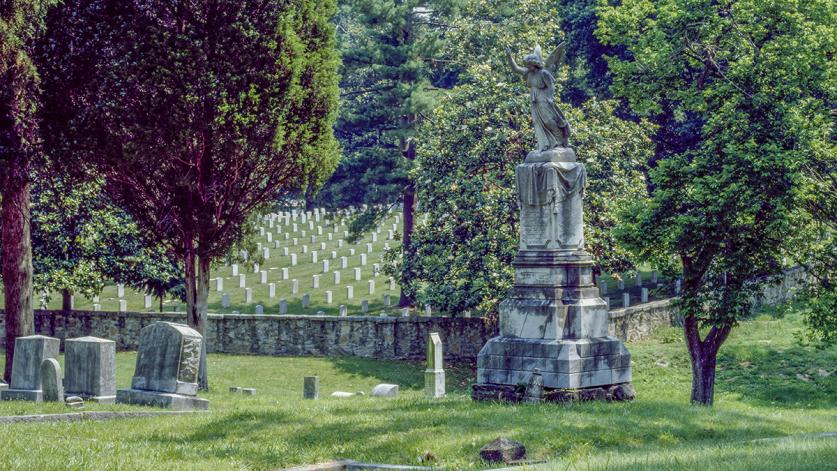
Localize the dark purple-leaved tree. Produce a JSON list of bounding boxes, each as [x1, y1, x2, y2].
[[40, 0, 340, 389]]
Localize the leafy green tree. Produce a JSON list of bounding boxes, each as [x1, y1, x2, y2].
[[0, 0, 59, 381], [404, 0, 651, 315], [411, 81, 650, 315], [31, 172, 186, 312], [319, 0, 462, 307], [42, 0, 341, 388], [598, 0, 835, 404]]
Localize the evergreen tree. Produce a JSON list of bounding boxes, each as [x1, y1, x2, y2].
[[0, 0, 59, 381], [319, 0, 462, 307]]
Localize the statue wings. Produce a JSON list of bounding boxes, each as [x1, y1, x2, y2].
[[544, 41, 567, 76]]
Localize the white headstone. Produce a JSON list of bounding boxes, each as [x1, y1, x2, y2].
[[339, 305, 347, 317], [222, 293, 230, 308], [354, 268, 362, 281], [216, 277, 224, 292], [292, 279, 299, 295], [269, 283, 276, 298], [371, 384, 399, 398], [346, 286, 354, 299], [290, 253, 298, 266], [144, 295, 153, 309], [232, 264, 239, 276], [279, 299, 288, 314], [117, 284, 125, 298], [119, 300, 127, 312], [302, 294, 310, 308], [239, 274, 246, 288], [368, 280, 375, 295], [325, 291, 333, 304], [312, 275, 320, 289], [282, 267, 289, 280], [424, 333, 445, 399], [245, 288, 253, 303]]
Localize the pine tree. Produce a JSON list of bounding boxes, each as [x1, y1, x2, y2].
[[0, 0, 59, 381], [319, 0, 461, 307]]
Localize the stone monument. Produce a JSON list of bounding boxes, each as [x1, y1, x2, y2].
[[1, 335, 60, 402], [473, 43, 632, 402], [424, 332, 445, 399], [64, 336, 117, 403], [116, 322, 209, 410]]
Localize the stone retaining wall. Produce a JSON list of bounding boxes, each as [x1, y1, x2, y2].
[[0, 307, 669, 362], [0, 267, 807, 361]]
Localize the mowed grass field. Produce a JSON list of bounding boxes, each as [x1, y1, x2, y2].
[[5, 211, 404, 316], [0, 310, 835, 470]]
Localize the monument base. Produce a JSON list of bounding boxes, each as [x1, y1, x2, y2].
[[116, 389, 209, 410], [0, 382, 8, 392], [1, 389, 43, 402], [471, 382, 635, 403], [67, 392, 116, 404], [477, 336, 631, 389]]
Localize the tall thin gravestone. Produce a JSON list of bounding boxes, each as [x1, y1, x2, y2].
[[425, 333, 445, 399]]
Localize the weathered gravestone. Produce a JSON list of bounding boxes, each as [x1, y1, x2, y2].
[[303, 376, 319, 399], [40, 358, 64, 403], [64, 336, 116, 403], [116, 322, 209, 410], [424, 333, 445, 399], [1, 335, 60, 402]]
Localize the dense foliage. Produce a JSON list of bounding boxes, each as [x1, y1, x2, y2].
[[398, 0, 651, 315], [0, 0, 59, 381], [598, 0, 835, 404], [39, 0, 341, 387]]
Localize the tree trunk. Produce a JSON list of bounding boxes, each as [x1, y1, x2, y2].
[[2, 175, 34, 382], [61, 289, 73, 311], [683, 314, 731, 405], [194, 255, 210, 390], [159, 296, 164, 313], [398, 138, 417, 308], [182, 239, 209, 390]]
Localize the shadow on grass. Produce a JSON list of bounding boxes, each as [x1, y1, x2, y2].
[[326, 356, 476, 394], [142, 397, 819, 469], [716, 343, 837, 409]]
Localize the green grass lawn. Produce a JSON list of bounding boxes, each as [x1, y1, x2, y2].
[[1, 311, 835, 470], [1, 212, 404, 316]]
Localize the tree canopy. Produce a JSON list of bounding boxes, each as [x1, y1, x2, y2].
[[598, 0, 836, 404]]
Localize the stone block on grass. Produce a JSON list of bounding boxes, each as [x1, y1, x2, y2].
[[64, 336, 116, 404]]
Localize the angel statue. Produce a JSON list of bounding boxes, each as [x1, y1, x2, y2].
[[505, 42, 571, 152]]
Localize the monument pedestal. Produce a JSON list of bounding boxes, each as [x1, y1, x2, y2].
[[473, 149, 633, 403], [116, 389, 208, 410], [0, 389, 43, 402]]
